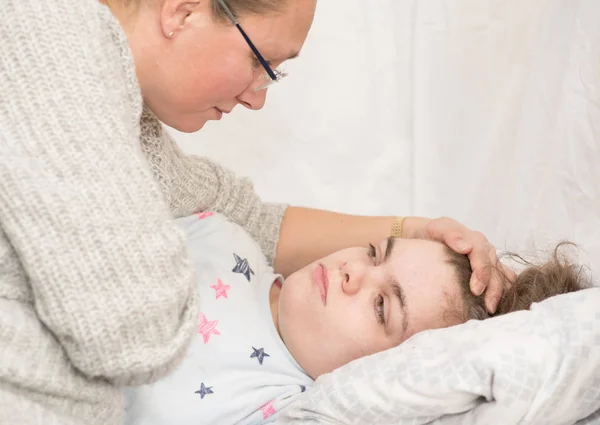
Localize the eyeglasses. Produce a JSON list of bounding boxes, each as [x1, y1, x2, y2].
[[216, 0, 288, 92]]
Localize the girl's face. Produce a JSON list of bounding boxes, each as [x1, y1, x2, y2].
[[275, 238, 463, 379], [118, 0, 316, 132]]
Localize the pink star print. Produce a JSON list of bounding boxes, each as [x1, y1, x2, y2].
[[259, 399, 277, 419], [197, 312, 220, 344], [196, 211, 214, 220], [210, 278, 231, 300]]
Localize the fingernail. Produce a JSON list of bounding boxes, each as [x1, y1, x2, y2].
[[456, 240, 470, 251], [473, 280, 486, 296], [486, 300, 498, 314]]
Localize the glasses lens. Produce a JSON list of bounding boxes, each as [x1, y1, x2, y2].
[[254, 62, 288, 92]]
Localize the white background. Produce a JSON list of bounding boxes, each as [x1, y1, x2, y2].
[[173, 0, 600, 276]]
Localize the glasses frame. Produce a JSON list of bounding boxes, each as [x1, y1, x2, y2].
[[216, 0, 287, 91]]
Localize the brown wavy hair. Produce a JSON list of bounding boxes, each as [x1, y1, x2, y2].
[[446, 242, 592, 321]]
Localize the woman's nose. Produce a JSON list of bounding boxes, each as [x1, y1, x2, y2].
[[236, 85, 267, 111], [340, 261, 366, 295]]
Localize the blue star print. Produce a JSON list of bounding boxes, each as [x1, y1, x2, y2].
[[300, 385, 306, 393], [232, 253, 254, 282], [250, 347, 270, 365], [194, 383, 214, 399]]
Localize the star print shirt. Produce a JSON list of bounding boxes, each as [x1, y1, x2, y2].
[[124, 212, 313, 425]]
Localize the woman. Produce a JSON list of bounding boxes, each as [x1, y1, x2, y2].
[[0, 0, 511, 424]]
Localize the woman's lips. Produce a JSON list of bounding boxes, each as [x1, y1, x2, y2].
[[314, 264, 329, 305]]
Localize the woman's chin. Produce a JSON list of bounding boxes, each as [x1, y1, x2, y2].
[[172, 119, 209, 134], [159, 112, 211, 134]]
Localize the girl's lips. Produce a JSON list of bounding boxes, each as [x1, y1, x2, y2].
[[314, 263, 329, 305]]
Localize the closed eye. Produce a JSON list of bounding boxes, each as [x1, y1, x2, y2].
[[252, 57, 272, 69]]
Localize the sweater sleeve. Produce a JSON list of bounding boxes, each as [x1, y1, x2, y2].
[[0, 0, 198, 386], [139, 109, 288, 264]]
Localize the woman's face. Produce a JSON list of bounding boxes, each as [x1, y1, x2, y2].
[[123, 0, 316, 132], [276, 238, 463, 379]]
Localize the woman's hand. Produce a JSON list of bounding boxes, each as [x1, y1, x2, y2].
[[406, 217, 516, 313]]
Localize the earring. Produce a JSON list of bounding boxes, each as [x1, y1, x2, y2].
[[167, 31, 175, 38]]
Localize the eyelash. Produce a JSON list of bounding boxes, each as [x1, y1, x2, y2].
[[252, 58, 272, 69], [375, 294, 385, 324], [368, 244, 385, 325]]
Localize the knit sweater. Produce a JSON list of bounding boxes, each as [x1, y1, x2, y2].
[[0, 1, 286, 424]]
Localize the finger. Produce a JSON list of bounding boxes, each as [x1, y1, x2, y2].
[[423, 218, 476, 254], [463, 231, 489, 253], [446, 237, 472, 254], [421, 221, 444, 242], [484, 263, 516, 313], [422, 218, 456, 242], [485, 294, 501, 315], [424, 223, 471, 252], [482, 255, 514, 313], [483, 268, 504, 313], [467, 243, 493, 283], [469, 265, 491, 297]]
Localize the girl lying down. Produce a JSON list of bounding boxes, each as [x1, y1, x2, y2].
[[124, 212, 589, 425]]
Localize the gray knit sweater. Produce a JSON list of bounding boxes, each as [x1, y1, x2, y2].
[[0, 1, 286, 424]]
